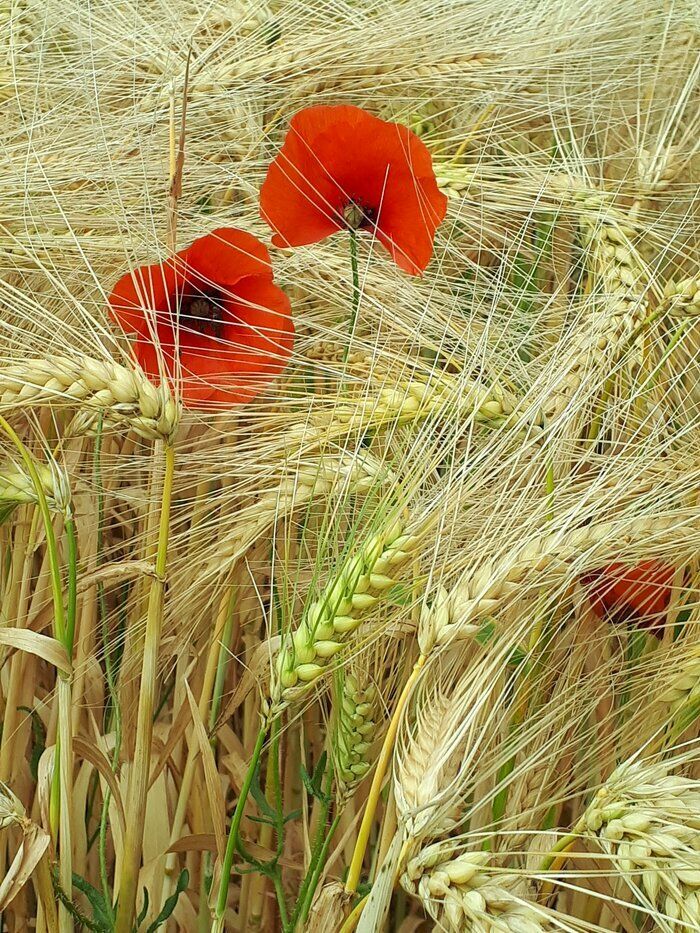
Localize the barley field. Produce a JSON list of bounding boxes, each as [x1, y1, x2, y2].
[[1, 0, 700, 930]]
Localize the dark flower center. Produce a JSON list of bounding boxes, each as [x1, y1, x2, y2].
[[180, 289, 226, 338], [343, 200, 375, 231]]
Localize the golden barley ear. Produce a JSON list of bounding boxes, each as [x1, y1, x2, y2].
[[0, 356, 179, 441]]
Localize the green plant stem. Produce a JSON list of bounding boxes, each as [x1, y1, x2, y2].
[[291, 764, 333, 927], [0, 416, 73, 931], [538, 816, 587, 873], [64, 517, 78, 654], [213, 724, 268, 932], [114, 441, 175, 933], [209, 590, 237, 738], [343, 229, 360, 365], [296, 811, 342, 928], [273, 873, 290, 930]]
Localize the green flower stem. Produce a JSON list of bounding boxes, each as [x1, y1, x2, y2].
[[213, 724, 268, 932], [64, 517, 78, 655], [538, 815, 587, 874], [296, 811, 342, 929], [291, 764, 334, 927], [343, 229, 360, 365]]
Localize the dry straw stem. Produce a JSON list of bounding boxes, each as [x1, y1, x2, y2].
[[0, 356, 179, 441], [402, 841, 562, 932], [582, 758, 700, 930]]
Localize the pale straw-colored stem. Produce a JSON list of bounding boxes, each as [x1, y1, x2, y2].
[[114, 440, 175, 933]]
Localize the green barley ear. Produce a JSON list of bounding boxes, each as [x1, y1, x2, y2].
[[332, 669, 378, 802], [267, 520, 418, 717]]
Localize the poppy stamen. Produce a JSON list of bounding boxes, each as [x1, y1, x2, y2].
[[182, 292, 224, 338], [343, 201, 373, 231]]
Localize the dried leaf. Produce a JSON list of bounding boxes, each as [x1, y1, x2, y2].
[[0, 628, 70, 674], [183, 680, 225, 860], [0, 823, 51, 910]]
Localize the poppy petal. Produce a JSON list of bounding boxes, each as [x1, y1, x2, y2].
[[584, 560, 675, 633], [184, 227, 274, 288], [178, 277, 294, 407], [108, 258, 181, 337], [260, 105, 446, 273], [109, 228, 294, 410]]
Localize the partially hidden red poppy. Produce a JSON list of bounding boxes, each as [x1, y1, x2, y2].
[[582, 560, 675, 635], [260, 105, 448, 276], [108, 228, 294, 407]]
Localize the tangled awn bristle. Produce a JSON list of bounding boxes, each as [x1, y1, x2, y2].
[[2, 0, 700, 929], [583, 759, 700, 929], [267, 520, 418, 716], [0, 357, 179, 441], [214, 452, 393, 570], [402, 841, 559, 932]]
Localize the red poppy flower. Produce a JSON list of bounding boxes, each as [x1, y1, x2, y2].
[[108, 228, 294, 407], [582, 560, 675, 635], [260, 105, 447, 276]]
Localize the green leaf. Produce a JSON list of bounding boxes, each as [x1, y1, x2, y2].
[[17, 705, 46, 781], [145, 869, 189, 933], [71, 872, 114, 931], [249, 760, 277, 820], [136, 887, 150, 928], [300, 752, 328, 802]]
